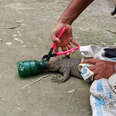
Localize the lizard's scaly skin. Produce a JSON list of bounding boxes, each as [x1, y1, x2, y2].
[[48, 57, 82, 83]]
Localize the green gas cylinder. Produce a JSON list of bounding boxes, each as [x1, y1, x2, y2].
[[17, 60, 48, 78]]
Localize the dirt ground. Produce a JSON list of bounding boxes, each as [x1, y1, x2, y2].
[[0, 0, 116, 116]]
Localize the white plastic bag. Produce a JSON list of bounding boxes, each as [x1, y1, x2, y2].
[[90, 74, 116, 116], [80, 45, 116, 62]]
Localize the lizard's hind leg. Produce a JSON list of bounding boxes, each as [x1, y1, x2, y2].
[[51, 68, 70, 83]]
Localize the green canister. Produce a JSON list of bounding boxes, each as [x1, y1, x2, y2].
[[17, 60, 48, 77]]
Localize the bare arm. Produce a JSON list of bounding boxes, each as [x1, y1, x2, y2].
[[51, 0, 94, 53], [59, 0, 94, 25]]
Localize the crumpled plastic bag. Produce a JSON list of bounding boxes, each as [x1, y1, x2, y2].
[[78, 63, 94, 83], [90, 74, 116, 116], [80, 45, 116, 62]]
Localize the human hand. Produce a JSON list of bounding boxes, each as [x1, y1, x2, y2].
[[51, 22, 79, 53], [83, 58, 116, 80]]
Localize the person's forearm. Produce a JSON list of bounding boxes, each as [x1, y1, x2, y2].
[[58, 0, 94, 25]]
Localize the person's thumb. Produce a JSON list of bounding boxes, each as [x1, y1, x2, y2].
[[54, 37, 60, 43], [51, 31, 60, 43]]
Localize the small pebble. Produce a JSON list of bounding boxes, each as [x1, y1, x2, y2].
[[14, 37, 24, 44], [16, 19, 24, 23], [13, 34, 18, 37], [17, 30, 22, 36], [5, 42, 12, 46], [0, 38, 3, 42]]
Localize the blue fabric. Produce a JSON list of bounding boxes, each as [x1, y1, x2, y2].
[[95, 79, 104, 116]]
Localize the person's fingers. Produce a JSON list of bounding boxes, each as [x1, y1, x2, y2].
[[61, 46, 67, 51], [88, 65, 96, 71], [88, 65, 98, 78], [53, 37, 61, 43], [67, 43, 73, 50], [94, 75, 102, 80], [82, 58, 98, 65], [66, 44, 74, 54], [54, 46, 59, 53], [51, 31, 60, 43], [62, 47, 70, 55], [71, 39, 80, 46]]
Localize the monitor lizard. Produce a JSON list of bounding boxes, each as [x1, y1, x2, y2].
[[47, 56, 82, 83]]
